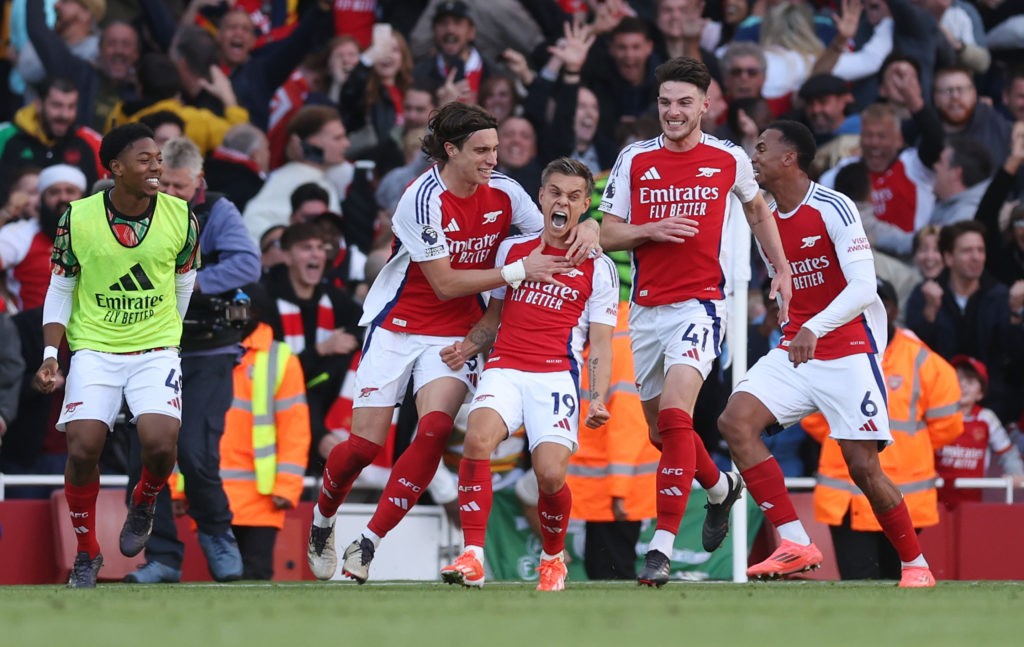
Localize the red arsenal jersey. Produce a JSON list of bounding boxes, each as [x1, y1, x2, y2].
[[360, 168, 542, 337], [600, 133, 758, 306], [485, 234, 619, 373], [773, 183, 883, 360]]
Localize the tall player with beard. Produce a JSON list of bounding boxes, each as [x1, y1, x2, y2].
[[306, 103, 601, 583], [439, 158, 618, 591], [718, 120, 935, 587], [599, 56, 792, 587]]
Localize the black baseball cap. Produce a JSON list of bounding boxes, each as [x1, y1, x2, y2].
[[433, 0, 473, 24]]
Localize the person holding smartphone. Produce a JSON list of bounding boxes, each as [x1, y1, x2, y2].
[[243, 105, 352, 243]]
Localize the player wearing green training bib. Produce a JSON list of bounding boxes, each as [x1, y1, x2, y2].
[[32, 124, 201, 589]]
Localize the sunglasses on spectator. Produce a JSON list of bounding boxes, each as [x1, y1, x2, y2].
[[729, 67, 762, 77]]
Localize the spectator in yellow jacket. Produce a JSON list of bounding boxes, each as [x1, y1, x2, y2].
[[802, 279, 962, 580], [105, 53, 249, 155], [221, 322, 310, 580]]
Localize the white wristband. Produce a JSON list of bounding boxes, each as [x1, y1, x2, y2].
[[43, 345, 59, 362], [500, 258, 526, 290]]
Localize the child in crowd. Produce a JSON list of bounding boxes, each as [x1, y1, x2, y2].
[[935, 356, 1024, 508]]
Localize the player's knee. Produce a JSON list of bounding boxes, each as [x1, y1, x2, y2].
[[534, 467, 566, 495], [462, 429, 497, 459], [717, 408, 743, 442], [144, 436, 178, 467]]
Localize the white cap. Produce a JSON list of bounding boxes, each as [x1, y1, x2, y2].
[[38, 164, 88, 194]]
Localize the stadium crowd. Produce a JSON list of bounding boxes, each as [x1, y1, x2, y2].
[[2, 0, 1024, 585]]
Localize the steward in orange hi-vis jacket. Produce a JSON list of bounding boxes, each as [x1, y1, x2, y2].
[[221, 322, 310, 579], [568, 304, 659, 579], [804, 327, 963, 533]]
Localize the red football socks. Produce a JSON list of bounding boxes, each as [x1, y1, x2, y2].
[[877, 499, 924, 562], [317, 433, 383, 517], [538, 484, 572, 556], [457, 458, 493, 549], [65, 478, 101, 558], [693, 433, 721, 490], [367, 411, 453, 537], [654, 408, 697, 533], [741, 457, 799, 527], [131, 466, 166, 507]]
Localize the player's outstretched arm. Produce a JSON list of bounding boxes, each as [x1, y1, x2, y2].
[[599, 213, 699, 252], [440, 298, 505, 371], [743, 193, 792, 322], [420, 246, 572, 301], [583, 323, 614, 429]]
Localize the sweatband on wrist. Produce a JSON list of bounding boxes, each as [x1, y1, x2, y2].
[[500, 259, 526, 289], [43, 346, 59, 362]]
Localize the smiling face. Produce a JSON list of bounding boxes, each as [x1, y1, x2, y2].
[[805, 93, 848, 135], [445, 128, 499, 190], [610, 32, 654, 85], [944, 231, 986, 284], [658, 80, 708, 150], [112, 137, 162, 199], [99, 23, 139, 82], [433, 16, 475, 58], [158, 166, 201, 202], [859, 113, 903, 173], [933, 70, 976, 128], [217, 10, 257, 68], [372, 38, 404, 83], [39, 87, 78, 139], [539, 172, 591, 247], [497, 117, 536, 170], [913, 231, 943, 280]]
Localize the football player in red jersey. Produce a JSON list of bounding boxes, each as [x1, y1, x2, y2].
[[439, 157, 618, 591], [718, 120, 935, 587], [306, 103, 601, 583], [600, 56, 791, 586]]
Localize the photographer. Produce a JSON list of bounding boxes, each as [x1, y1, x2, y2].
[[125, 137, 261, 584]]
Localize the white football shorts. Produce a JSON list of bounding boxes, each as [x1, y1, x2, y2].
[[468, 368, 579, 453], [57, 349, 183, 431], [353, 326, 481, 408], [734, 348, 893, 445], [629, 299, 725, 401]]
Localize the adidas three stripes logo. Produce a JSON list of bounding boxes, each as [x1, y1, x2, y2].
[[108, 263, 155, 292]]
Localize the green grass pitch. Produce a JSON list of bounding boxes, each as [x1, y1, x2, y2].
[[2, 580, 1020, 647]]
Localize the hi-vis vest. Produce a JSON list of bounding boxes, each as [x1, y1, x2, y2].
[[803, 328, 963, 531], [250, 340, 292, 493], [66, 191, 189, 352]]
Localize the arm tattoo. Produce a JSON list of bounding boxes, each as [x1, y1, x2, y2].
[[466, 323, 497, 355]]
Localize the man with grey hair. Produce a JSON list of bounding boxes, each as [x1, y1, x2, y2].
[[205, 123, 269, 212], [721, 41, 767, 104], [124, 136, 261, 584]]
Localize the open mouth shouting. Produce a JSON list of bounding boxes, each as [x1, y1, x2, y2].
[[550, 209, 569, 231]]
